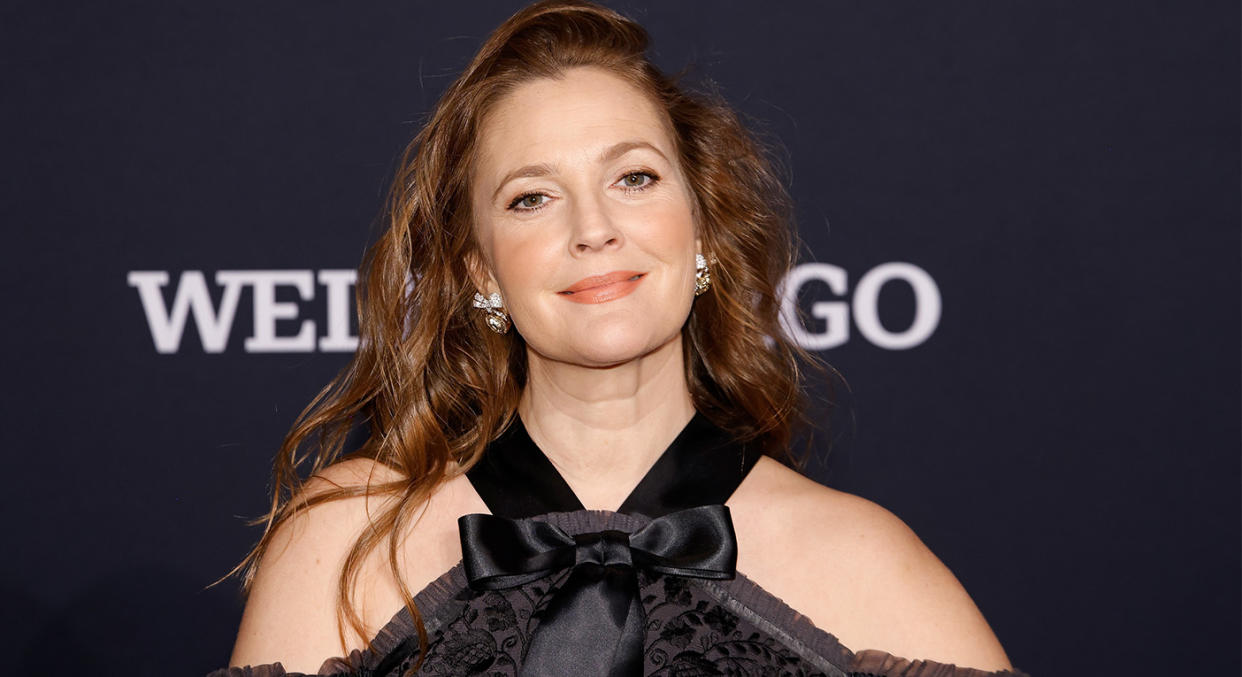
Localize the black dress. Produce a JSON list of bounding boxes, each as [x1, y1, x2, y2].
[[212, 413, 1029, 677]]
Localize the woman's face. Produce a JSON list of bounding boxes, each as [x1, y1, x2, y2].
[[469, 66, 700, 368]]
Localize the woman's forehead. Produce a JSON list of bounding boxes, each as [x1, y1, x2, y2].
[[475, 67, 676, 177]]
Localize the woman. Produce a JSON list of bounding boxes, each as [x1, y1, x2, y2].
[[215, 1, 1024, 675]]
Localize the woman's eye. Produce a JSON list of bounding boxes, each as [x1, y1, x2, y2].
[[618, 171, 657, 189], [509, 193, 548, 211]]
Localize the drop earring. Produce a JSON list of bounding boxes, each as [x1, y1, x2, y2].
[[694, 253, 712, 296], [472, 291, 510, 334]]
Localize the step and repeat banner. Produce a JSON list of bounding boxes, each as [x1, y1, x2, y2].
[[2, 2, 1237, 675]]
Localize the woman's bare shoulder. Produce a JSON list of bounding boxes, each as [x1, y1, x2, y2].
[[728, 456, 1013, 672], [228, 458, 485, 673]]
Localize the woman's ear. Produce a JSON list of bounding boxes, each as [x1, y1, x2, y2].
[[464, 248, 499, 296]]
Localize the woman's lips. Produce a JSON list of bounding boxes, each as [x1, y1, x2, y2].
[[559, 271, 645, 304]]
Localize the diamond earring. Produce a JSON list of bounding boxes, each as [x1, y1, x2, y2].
[[694, 253, 712, 296], [472, 291, 510, 334]]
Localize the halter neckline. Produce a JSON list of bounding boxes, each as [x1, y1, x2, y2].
[[465, 411, 762, 519]]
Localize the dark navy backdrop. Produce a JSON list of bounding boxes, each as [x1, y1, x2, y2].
[[2, 1, 1237, 675]]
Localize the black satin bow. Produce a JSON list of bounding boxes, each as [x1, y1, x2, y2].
[[458, 504, 738, 676]]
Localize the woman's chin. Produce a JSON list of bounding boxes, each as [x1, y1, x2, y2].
[[529, 331, 676, 370], [566, 335, 657, 367], [519, 310, 687, 369]]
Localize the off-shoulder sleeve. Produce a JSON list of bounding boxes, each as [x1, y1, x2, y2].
[[205, 653, 364, 677], [205, 652, 364, 677], [847, 648, 1030, 677], [205, 657, 357, 677], [206, 665, 294, 677]]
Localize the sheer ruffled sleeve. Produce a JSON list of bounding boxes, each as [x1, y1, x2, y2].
[[205, 657, 357, 677], [206, 645, 379, 677], [205, 664, 295, 677], [847, 648, 1030, 677]]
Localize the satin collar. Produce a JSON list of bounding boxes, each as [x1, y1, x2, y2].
[[466, 411, 762, 519]]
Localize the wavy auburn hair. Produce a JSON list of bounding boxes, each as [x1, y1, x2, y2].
[[230, 0, 817, 665]]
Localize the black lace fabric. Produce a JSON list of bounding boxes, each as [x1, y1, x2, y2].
[[211, 511, 1028, 677]]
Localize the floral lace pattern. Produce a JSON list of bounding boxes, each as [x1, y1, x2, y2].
[[377, 570, 828, 677]]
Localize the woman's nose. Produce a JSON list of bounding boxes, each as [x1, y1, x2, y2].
[[569, 193, 623, 253]]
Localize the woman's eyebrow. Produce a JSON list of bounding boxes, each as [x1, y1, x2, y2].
[[490, 140, 668, 202], [491, 162, 557, 202], [597, 139, 667, 164]]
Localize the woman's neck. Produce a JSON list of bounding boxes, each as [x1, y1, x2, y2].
[[518, 335, 696, 511]]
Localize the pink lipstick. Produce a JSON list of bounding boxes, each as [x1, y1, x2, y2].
[[559, 271, 645, 304]]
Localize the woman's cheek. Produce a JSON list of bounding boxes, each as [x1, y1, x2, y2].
[[495, 233, 558, 322]]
